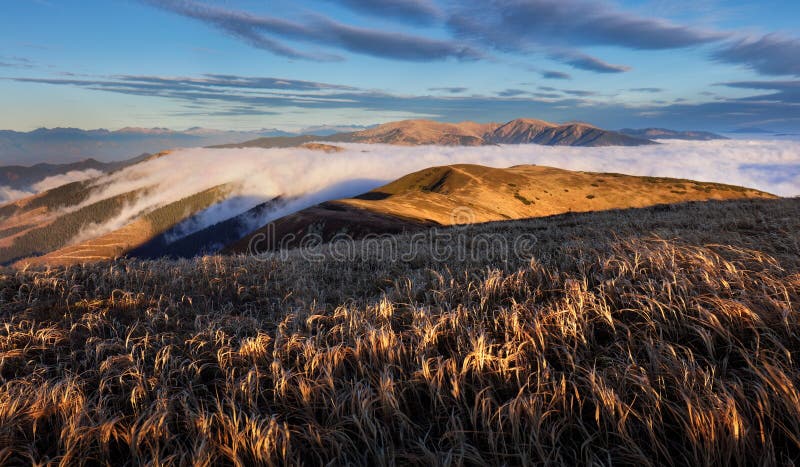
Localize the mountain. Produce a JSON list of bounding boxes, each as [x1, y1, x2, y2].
[[618, 128, 728, 141], [0, 127, 296, 166], [227, 164, 773, 254], [487, 120, 651, 146], [219, 118, 655, 149]]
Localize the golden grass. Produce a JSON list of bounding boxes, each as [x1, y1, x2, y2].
[[0, 198, 799, 465]]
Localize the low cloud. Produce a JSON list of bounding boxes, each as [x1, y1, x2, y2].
[[0, 169, 105, 203], [65, 139, 800, 247]]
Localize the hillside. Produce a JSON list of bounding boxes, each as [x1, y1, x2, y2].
[[229, 164, 774, 253], [619, 128, 728, 140], [11, 184, 234, 268], [1, 197, 798, 465], [218, 118, 655, 148]]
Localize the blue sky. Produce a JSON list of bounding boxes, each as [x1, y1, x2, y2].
[[1, 0, 798, 132]]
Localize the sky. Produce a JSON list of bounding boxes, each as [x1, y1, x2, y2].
[[0, 0, 799, 133]]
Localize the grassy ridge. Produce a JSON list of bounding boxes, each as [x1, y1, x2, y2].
[[0, 198, 799, 465]]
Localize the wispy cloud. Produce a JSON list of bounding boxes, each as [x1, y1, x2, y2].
[[540, 70, 571, 80], [714, 34, 800, 77], [322, 0, 442, 24], [141, 0, 479, 62], [550, 51, 631, 73], [428, 87, 468, 93]]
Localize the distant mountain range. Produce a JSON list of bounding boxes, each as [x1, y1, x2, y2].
[[618, 128, 727, 141], [4, 120, 733, 169], [0, 127, 313, 166], [221, 118, 656, 148]]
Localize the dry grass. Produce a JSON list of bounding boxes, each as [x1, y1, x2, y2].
[[0, 198, 799, 465]]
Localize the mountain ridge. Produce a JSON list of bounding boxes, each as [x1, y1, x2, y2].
[[218, 118, 655, 148]]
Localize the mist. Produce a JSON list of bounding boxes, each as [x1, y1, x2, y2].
[[0, 169, 105, 203], [63, 139, 800, 244]]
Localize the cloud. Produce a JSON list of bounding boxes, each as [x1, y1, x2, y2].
[[0, 55, 35, 69], [498, 89, 528, 97], [64, 139, 800, 246], [719, 80, 800, 103], [561, 89, 596, 97], [0, 169, 104, 203], [448, 0, 723, 51], [141, 0, 479, 62], [630, 88, 664, 93], [322, 0, 442, 24], [0, 186, 32, 203], [31, 169, 104, 192], [541, 70, 571, 80], [714, 34, 800, 77], [428, 87, 468, 94], [550, 51, 631, 73]]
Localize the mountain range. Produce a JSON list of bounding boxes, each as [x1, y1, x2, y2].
[[220, 118, 655, 148], [0, 127, 298, 166], [0, 118, 658, 168]]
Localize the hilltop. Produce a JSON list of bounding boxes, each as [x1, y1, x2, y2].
[[227, 163, 772, 253]]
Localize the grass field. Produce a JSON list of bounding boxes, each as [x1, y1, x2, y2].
[[1, 198, 799, 465]]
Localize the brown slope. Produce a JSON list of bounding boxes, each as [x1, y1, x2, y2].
[[228, 164, 775, 254]]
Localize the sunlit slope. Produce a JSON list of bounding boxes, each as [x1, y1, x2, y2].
[[229, 164, 774, 253]]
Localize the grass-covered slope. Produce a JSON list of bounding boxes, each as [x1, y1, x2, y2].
[[0, 197, 798, 465]]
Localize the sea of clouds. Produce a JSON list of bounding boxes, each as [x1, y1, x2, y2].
[[3, 139, 799, 243]]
